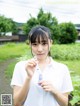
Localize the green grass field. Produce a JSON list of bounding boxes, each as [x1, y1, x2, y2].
[[0, 43, 30, 62]]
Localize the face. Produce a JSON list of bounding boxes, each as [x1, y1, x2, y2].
[[31, 37, 51, 60]]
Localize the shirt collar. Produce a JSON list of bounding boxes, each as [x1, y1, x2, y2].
[[48, 57, 55, 68]]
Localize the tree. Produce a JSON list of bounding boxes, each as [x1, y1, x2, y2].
[[0, 15, 17, 36], [23, 16, 39, 35], [0, 15, 6, 35], [23, 8, 58, 37], [23, 9, 78, 44], [51, 25, 61, 44], [37, 8, 58, 27]]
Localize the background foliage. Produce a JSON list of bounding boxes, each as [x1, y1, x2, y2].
[[0, 8, 78, 44], [59, 23, 78, 44], [0, 15, 17, 35], [23, 8, 78, 44]]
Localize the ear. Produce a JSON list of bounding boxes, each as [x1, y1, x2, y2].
[[29, 42, 31, 47]]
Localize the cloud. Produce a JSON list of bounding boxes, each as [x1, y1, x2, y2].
[[0, 0, 80, 24]]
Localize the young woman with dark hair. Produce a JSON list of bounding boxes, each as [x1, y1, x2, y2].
[[11, 25, 73, 106]]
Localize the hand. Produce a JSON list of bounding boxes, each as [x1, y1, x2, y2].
[[25, 58, 37, 78], [40, 81, 56, 93]]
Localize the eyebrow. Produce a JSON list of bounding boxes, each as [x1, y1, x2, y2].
[[41, 40, 48, 43], [31, 40, 48, 45]]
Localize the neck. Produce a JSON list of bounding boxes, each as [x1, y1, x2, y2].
[[37, 56, 51, 72], [38, 56, 50, 64]]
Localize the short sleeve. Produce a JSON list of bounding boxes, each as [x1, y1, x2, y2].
[[10, 61, 27, 87], [61, 66, 73, 93]]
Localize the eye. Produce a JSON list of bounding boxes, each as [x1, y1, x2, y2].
[[32, 43, 38, 46], [42, 42, 48, 45]]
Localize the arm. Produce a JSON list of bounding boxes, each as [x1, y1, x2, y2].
[[52, 89, 68, 106], [13, 77, 31, 106], [13, 59, 37, 106]]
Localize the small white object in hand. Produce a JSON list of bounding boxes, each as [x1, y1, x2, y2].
[[38, 74, 43, 85]]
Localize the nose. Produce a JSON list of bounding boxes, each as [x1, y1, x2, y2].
[[37, 44, 43, 52]]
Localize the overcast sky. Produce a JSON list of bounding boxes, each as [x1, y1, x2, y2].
[[0, 0, 80, 24]]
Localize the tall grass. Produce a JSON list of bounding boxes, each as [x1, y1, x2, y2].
[[0, 43, 80, 61], [51, 43, 80, 60], [0, 43, 30, 62]]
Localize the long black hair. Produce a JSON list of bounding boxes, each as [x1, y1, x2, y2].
[[28, 25, 52, 56]]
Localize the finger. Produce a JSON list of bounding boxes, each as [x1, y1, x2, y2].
[[43, 88, 51, 92], [41, 83, 48, 88], [42, 85, 51, 92], [28, 61, 37, 67], [28, 58, 37, 64], [28, 63, 36, 67], [42, 84, 49, 88], [40, 81, 48, 86]]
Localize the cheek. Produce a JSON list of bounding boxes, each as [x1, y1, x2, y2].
[[46, 44, 50, 50], [31, 47, 37, 52], [44, 47, 50, 54]]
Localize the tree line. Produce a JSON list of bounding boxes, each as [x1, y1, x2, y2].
[[0, 8, 78, 44]]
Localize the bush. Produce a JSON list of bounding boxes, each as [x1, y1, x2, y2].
[[59, 22, 78, 44], [51, 25, 61, 44]]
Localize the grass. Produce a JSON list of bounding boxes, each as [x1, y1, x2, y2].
[[0, 42, 80, 61], [0, 42, 30, 62], [5, 60, 18, 79], [51, 43, 80, 60]]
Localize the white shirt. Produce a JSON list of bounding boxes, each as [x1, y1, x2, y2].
[[11, 57, 73, 106]]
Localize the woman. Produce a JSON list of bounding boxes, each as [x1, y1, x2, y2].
[[11, 25, 73, 106]]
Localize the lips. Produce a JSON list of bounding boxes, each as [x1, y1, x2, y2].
[[37, 53, 44, 55]]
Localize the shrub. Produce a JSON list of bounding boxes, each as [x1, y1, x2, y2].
[[51, 25, 61, 44], [59, 22, 78, 44]]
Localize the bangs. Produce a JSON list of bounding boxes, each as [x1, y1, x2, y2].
[[30, 29, 48, 44]]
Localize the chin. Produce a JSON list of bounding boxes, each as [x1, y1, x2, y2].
[[37, 54, 47, 59]]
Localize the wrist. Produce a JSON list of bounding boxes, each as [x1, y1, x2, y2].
[[51, 88, 59, 96], [27, 76, 32, 80]]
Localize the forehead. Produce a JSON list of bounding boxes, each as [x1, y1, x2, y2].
[[35, 35, 48, 42], [30, 30, 49, 43]]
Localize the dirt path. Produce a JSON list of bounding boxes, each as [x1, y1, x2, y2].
[[0, 59, 16, 95]]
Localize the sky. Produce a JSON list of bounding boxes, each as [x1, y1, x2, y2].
[[0, 0, 80, 24]]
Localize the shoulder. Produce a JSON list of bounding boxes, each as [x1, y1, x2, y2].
[[51, 58, 69, 73], [15, 58, 34, 67], [14, 60, 28, 71], [15, 60, 27, 66], [53, 60, 67, 68], [13, 60, 28, 77]]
